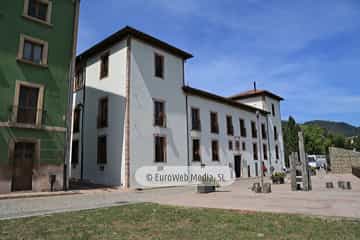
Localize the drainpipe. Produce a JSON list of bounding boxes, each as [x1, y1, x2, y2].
[[183, 60, 190, 180], [184, 61, 190, 168], [64, 0, 80, 190]]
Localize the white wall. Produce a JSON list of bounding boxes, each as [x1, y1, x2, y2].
[[129, 38, 188, 188], [264, 96, 285, 172], [235, 95, 285, 172], [237, 96, 265, 109], [70, 89, 83, 180], [187, 95, 271, 178], [71, 40, 128, 186], [69, 36, 286, 188]]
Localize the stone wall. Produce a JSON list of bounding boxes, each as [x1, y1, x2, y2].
[[329, 147, 360, 174]]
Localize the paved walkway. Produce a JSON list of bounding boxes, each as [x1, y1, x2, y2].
[[1, 174, 359, 220]]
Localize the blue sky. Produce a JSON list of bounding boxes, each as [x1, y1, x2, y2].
[[77, 0, 360, 126]]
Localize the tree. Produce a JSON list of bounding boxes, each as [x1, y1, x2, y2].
[[301, 124, 331, 154], [330, 134, 345, 149], [282, 116, 301, 167]]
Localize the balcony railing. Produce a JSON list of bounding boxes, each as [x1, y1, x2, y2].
[[9, 105, 47, 126]]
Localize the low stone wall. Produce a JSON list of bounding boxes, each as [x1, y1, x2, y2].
[[329, 147, 360, 174]]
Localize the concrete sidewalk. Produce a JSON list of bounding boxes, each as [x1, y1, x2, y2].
[[1, 174, 359, 220], [0, 191, 80, 200]]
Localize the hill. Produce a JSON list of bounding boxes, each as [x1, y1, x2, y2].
[[302, 120, 360, 137]]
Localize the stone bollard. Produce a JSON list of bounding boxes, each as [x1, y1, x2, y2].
[[263, 183, 272, 193], [346, 181, 352, 190], [252, 182, 261, 193], [326, 182, 334, 189], [338, 181, 345, 189]]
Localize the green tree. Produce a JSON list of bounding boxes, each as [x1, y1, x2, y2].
[[282, 116, 301, 167], [301, 124, 331, 154], [330, 134, 345, 149]]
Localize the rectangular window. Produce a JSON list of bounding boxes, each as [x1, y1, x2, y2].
[[251, 121, 257, 138], [72, 140, 79, 165], [97, 136, 107, 164], [155, 136, 166, 162], [100, 53, 109, 79], [235, 140, 240, 151], [210, 112, 219, 134], [240, 119, 247, 137], [263, 144, 268, 160], [97, 97, 108, 128], [17, 85, 40, 124], [192, 139, 201, 162], [73, 106, 81, 133], [25, 0, 52, 23], [242, 142, 246, 151], [274, 126, 278, 141], [226, 115, 234, 136], [74, 67, 85, 91], [18, 35, 48, 66], [23, 40, 43, 64], [228, 140, 233, 151], [275, 145, 279, 159], [191, 107, 201, 131], [154, 53, 164, 78], [154, 100, 166, 127], [272, 104, 275, 116], [261, 123, 267, 139], [211, 140, 219, 161], [253, 143, 258, 160], [255, 162, 259, 177]]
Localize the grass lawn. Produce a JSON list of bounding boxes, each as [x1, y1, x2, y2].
[[1, 203, 359, 240]]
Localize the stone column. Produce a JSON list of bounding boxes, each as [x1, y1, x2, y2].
[[290, 152, 297, 191], [298, 132, 311, 191]]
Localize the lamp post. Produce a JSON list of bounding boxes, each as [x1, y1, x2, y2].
[[256, 110, 264, 192]]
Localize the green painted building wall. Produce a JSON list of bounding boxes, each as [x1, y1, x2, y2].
[[0, 0, 78, 193]]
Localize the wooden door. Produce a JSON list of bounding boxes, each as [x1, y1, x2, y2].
[[234, 155, 241, 178], [12, 142, 35, 191]]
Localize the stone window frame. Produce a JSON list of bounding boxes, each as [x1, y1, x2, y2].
[[99, 52, 110, 80], [154, 134, 167, 163], [211, 139, 220, 161], [153, 98, 166, 128], [154, 52, 165, 79], [23, 0, 53, 26], [12, 80, 45, 127], [97, 135, 107, 165], [192, 138, 201, 162], [17, 34, 49, 67], [190, 107, 201, 131]]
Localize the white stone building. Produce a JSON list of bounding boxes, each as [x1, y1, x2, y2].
[[69, 26, 285, 188]]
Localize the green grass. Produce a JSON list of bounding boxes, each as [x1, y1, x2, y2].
[[1, 203, 359, 240]]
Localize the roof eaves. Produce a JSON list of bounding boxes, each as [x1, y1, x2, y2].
[[76, 26, 193, 63], [183, 86, 269, 114]]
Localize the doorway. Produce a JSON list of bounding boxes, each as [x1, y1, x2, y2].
[[234, 155, 241, 178], [12, 142, 35, 191]]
